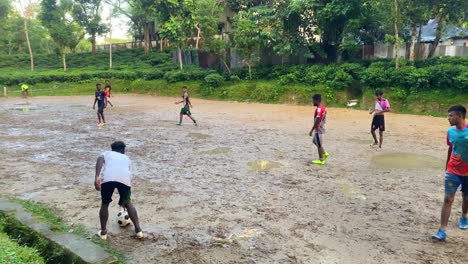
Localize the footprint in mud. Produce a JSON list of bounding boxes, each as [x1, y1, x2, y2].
[[371, 152, 444, 169], [337, 183, 367, 200], [188, 133, 211, 140]]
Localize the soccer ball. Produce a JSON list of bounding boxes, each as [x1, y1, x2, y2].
[[117, 210, 131, 227]]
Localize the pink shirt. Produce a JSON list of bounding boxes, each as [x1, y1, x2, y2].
[[375, 98, 390, 111]]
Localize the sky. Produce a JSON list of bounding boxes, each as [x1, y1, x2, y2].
[[13, 0, 131, 43]]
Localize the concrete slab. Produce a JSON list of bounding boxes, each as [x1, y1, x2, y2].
[[0, 199, 117, 264]]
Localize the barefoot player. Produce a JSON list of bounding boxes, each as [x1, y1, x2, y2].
[[432, 105, 468, 241], [104, 80, 114, 108], [93, 83, 106, 126], [369, 90, 390, 148], [95, 141, 144, 240], [175, 86, 197, 126], [309, 94, 329, 165]]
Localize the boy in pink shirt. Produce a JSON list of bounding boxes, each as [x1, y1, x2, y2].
[[369, 90, 390, 148]]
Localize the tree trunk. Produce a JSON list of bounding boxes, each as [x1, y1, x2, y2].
[[248, 63, 252, 79], [409, 25, 417, 62], [195, 24, 201, 49], [62, 51, 67, 71], [221, 59, 231, 74], [415, 23, 423, 59], [23, 17, 34, 71], [178, 46, 183, 70], [160, 38, 163, 51], [393, 0, 399, 69], [428, 17, 444, 58], [144, 23, 150, 55], [18, 30, 23, 54], [92, 33, 96, 56]]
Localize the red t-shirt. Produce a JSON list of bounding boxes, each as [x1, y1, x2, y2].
[[446, 124, 468, 176], [314, 104, 327, 133]]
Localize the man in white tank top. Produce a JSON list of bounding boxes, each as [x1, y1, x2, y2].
[[94, 141, 143, 239]]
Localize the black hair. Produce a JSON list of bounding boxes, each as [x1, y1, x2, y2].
[[375, 90, 383, 96], [96, 83, 101, 87], [182, 86, 187, 89], [448, 105, 466, 119], [111, 141, 126, 154], [312, 94, 322, 102]]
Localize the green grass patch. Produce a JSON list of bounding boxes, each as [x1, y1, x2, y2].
[[8, 199, 126, 263]]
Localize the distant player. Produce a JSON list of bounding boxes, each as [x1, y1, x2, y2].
[[21, 83, 29, 97], [432, 105, 468, 241], [104, 80, 114, 108], [309, 94, 329, 165], [94, 141, 144, 240], [369, 90, 390, 148], [175, 86, 197, 126], [93, 83, 106, 126]]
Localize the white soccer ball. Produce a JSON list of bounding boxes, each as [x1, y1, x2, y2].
[[117, 210, 131, 227]]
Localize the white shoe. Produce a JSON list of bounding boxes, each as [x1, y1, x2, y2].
[[98, 231, 107, 240], [136, 231, 144, 239]]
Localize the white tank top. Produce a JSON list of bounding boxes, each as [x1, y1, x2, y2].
[[101, 151, 133, 187]]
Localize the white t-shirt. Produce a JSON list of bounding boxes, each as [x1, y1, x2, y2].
[[101, 151, 133, 187]]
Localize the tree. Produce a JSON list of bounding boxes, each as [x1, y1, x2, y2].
[[18, 0, 39, 71], [40, 0, 85, 71], [193, 0, 224, 49], [72, 0, 108, 56], [427, 0, 468, 58], [156, 0, 197, 70], [232, 13, 261, 79]]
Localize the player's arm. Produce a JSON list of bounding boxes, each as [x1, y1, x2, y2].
[[446, 146, 452, 170], [175, 94, 187, 104], [188, 98, 193, 108], [95, 156, 104, 191], [309, 117, 321, 136], [93, 97, 97, 109]]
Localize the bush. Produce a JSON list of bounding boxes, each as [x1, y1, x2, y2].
[[204, 73, 224, 88]]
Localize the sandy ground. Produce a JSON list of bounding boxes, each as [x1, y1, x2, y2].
[[0, 95, 467, 264]]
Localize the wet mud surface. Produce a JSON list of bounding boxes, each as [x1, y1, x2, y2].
[[1, 95, 467, 263]]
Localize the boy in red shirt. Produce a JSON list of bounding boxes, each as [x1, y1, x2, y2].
[[309, 94, 329, 165], [433, 105, 468, 241]]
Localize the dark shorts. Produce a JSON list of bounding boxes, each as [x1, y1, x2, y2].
[[97, 105, 105, 113], [181, 107, 191, 115], [101, 181, 131, 206], [371, 115, 385, 131], [445, 173, 468, 194]]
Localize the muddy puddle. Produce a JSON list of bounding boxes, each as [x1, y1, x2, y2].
[[197, 147, 231, 155], [188, 133, 211, 139], [19, 185, 72, 200], [337, 183, 367, 200], [247, 160, 282, 173], [371, 152, 444, 169]]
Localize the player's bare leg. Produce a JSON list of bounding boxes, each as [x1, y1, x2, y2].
[[178, 113, 184, 125], [97, 112, 103, 124], [99, 202, 110, 235], [100, 112, 106, 124], [318, 146, 325, 160], [107, 99, 114, 107], [439, 193, 455, 231], [124, 203, 143, 238], [187, 114, 197, 125], [371, 129, 378, 145], [379, 130, 384, 148], [463, 193, 468, 217]]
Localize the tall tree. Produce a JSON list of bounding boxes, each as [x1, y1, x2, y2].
[[72, 0, 108, 56], [232, 13, 261, 79], [427, 0, 468, 58], [40, 0, 85, 71], [18, 0, 39, 71]]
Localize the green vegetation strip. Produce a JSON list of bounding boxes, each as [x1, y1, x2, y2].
[[0, 199, 124, 264]]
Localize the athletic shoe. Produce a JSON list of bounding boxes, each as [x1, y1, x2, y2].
[[176, 123, 182, 126], [370, 142, 378, 147], [323, 152, 329, 161], [136, 231, 144, 239], [98, 231, 107, 240], [311, 160, 325, 165], [193, 122, 198, 126], [432, 229, 446, 241], [459, 216, 468, 229]]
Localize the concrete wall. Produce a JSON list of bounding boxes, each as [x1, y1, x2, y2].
[[371, 42, 468, 59]]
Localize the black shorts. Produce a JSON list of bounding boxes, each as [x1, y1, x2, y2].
[[101, 181, 131, 206], [97, 105, 105, 113], [371, 115, 385, 131]]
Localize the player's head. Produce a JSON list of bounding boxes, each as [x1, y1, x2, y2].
[[105, 80, 110, 84], [111, 141, 126, 154], [448, 105, 466, 125], [96, 83, 102, 91], [182, 86, 187, 91], [312, 94, 321, 106], [375, 90, 383, 99]]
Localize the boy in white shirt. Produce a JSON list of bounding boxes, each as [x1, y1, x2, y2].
[[94, 141, 143, 239]]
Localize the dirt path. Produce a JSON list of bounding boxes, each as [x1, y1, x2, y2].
[[0, 95, 466, 264]]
